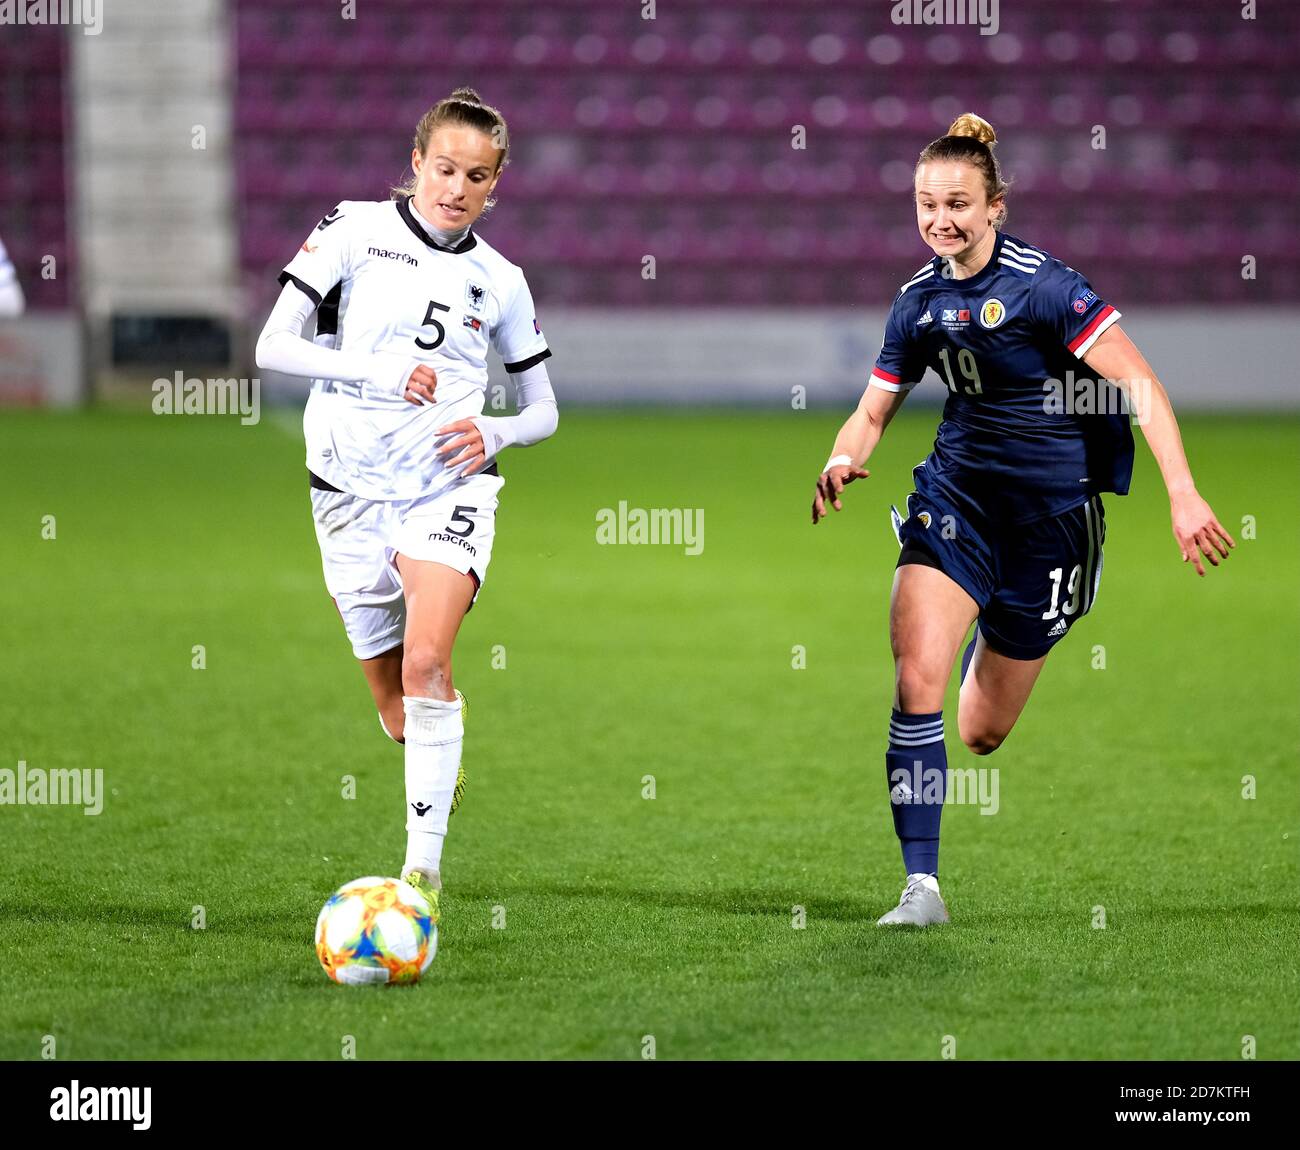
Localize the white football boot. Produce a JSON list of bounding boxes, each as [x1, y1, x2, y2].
[[876, 872, 950, 926]]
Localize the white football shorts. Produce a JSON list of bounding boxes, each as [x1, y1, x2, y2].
[[309, 468, 505, 659]]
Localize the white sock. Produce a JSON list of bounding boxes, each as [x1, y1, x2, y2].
[[402, 694, 463, 885]]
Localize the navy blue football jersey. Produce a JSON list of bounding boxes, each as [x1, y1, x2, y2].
[[871, 230, 1133, 524]]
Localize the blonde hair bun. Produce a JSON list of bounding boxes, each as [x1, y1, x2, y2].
[[947, 113, 997, 147]]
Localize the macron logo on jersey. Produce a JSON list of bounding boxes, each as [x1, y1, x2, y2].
[[367, 247, 418, 267]]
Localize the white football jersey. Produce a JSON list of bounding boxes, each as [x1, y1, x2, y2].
[[278, 197, 551, 501]]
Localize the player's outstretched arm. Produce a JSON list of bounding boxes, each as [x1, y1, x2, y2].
[[1083, 324, 1235, 576], [812, 381, 910, 524]]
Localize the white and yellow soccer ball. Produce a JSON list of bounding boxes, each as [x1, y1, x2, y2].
[[315, 876, 437, 985]]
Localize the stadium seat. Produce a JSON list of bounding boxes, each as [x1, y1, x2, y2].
[[226, 0, 1298, 307]]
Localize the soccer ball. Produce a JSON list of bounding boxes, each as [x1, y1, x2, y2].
[[315, 876, 437, 985]]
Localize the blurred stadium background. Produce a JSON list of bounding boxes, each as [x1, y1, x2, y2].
[[1, 0, 1296, 407]]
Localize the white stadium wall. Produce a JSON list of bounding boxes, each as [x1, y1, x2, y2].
[[471, 308, 1299, 410], [250, 307, 1298, 412], [0, 316, 84, 407], [6, 306, 1294, 412]]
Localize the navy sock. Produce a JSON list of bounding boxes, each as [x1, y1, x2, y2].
[[886, 709, 947, 876], [960, 635, 977, 685]]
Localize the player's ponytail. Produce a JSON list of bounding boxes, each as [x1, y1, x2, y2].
[[917, 112, 1011, 229], [393, 88, 511, 209]]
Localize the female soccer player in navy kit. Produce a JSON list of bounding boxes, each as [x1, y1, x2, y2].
[[255, 89, 558, 927], [812, 114, 1234, 926]]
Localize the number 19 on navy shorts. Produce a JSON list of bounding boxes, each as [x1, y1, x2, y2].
[[891, 490, 1106, 661]]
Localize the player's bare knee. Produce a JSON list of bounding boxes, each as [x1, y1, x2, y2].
[[401, 645, 453, 698], [894, 660, 948, 713], [961, 726, 1005, 755]]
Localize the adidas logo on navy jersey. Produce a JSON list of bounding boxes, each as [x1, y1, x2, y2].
[[917, 309, 934, 325], [1046, 618, 1069, 637]]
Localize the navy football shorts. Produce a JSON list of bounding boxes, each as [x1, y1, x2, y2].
[[891, 479, 1106, 661]]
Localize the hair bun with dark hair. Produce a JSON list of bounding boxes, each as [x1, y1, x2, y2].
[[449, 86, 483, 106], [947, 112, 997, 147]]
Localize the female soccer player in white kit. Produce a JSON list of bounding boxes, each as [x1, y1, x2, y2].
[[255, 89, 558, 924], [812, 114, 1233, 927]]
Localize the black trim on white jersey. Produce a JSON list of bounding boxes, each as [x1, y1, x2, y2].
[[278, 270, 323, 307], [395, 196, 478, 254], [316, 283, 342, 336], [309, 462, 497, 493], [503, 348, 553, 374]]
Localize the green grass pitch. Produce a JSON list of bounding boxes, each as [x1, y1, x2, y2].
[[0, 406, 1296, 1060]]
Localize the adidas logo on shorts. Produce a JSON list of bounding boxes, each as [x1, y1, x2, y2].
[[1046, 618, 1069, 637]]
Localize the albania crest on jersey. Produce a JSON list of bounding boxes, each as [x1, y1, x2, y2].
[[465, 281, 488, 312], [979, 298, 1006, 329]]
